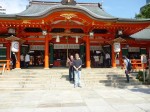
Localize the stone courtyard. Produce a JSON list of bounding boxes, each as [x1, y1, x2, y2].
[[0, 68, 150, 112]]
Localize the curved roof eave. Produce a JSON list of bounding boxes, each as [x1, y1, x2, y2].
[[0, 14, 16, 19], [0, 3, 150, 23], [117, 18, 150, 23], [130, 27, 150, 40], [16, 4, 118, 20]]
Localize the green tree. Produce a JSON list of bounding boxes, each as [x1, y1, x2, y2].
[[135, 4, 150, 18]]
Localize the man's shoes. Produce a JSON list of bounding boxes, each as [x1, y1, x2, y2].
[[78, 85, 82, 88]]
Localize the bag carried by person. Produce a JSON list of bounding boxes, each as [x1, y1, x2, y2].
[[126, 59, 132, 71]]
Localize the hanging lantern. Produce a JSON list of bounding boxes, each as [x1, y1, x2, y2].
[[11, 41, 19, 52], [118, 30, 123, 35], [89, 32, 94, 38], [56, 35, 60, 42], [75, 36, 78, 43], [8, 28, 16, 34], [42, 30, 47, 35]]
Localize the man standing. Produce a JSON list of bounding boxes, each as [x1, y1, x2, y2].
[[93, 54, 99, 68], [67, 55, 74, 82], [123, 56, 131, 83], [25, 53, 30, 68], [73, 53, 82, 88], [105, 52, 110, 67]]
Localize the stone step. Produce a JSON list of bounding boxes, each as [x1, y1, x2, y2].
[[0, 80, 142, 88], [0, 68, 141, 91], [0, 78, 138, 83], [0, 80, 143, 86], [0, 73, 134, 77], [0, 83, 143, 91]]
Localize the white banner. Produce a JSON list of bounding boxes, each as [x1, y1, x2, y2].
[[90, 46, 102, 51], [30, 45, 45, 50], [128, 47, 140, 52], [0, 44, 3, 47], [54, 44, 79, 49]]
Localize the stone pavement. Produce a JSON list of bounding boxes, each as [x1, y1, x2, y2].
[[0, 68, 150, 112], [0, 86, 150, 112]]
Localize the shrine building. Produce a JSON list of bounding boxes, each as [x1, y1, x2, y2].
[[0, 0, 150, 70]]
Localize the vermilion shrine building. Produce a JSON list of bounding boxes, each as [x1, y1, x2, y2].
[[0, 0, 150, 70]]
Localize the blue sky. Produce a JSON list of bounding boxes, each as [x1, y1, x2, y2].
[[0, 0, 146, 18]]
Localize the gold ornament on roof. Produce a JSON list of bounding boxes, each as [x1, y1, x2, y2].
[[60, 13, 77, 20], [22, 20, 31, 24]]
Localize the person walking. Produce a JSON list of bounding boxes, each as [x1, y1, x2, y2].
[[20, 53, 25, 68], [73, 53, 82, 88], [105, 52, 110, 67], [11, 52, 17, 69], [25, 53, 30, 68], [123, 56, 131, 83], [67, 55, 74, 82]]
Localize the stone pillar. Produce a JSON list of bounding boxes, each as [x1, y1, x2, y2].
[[86, 36, 91, 68], [44, 34, 49, 69]]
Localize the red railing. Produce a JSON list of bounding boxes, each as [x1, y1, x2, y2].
[[0, 60, 10, 70], [122, 59, 147, 69]]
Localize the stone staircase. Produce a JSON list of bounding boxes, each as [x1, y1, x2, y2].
[[0, 68, 142, 91]]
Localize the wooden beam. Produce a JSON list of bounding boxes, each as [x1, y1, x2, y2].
[[50, 33, 85, 36], [24, 38, 45, 41]]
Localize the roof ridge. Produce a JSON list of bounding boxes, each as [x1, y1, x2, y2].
[[31, 0, 99, 6]]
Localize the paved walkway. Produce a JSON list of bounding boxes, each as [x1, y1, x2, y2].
[[0, 85, 150, 112]]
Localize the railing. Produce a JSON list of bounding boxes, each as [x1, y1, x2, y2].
[[122, 59, 147, 69], [131, 59, 147, 69], [0, 60, 10, 71]]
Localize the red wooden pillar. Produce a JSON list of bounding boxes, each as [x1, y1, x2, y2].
[[111, 44, 116, 68], [44, 34, 49, 69], [86, 36, 91, 68], [16, 45, 21, 69]]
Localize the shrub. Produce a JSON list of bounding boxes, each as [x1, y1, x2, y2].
[[136, 71, 147, 82]]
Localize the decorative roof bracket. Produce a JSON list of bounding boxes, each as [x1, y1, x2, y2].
[[61, 0, 77, 5]]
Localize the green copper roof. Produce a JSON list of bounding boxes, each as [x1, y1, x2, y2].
[[131, 27, 150, 40], [0, 1, 150, 23]]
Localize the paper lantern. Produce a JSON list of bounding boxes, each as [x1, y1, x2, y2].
[[75, 36, 78, 43], [11, 41, 19, 52], [56, 35, 60, 42], [114, 42, 120, 52]]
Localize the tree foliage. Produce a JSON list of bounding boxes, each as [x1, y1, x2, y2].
[[135, 4, 150, 18]]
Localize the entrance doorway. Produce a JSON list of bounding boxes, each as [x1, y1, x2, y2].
[[53, 49, 79, 67], [29, 50, 44, 67], [90, 45, 111, 68]]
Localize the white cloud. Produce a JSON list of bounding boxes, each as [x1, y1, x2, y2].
[[0, 0, 29, 14]]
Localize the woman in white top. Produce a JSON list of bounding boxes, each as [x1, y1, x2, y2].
[[25, 53, 30, 68]]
